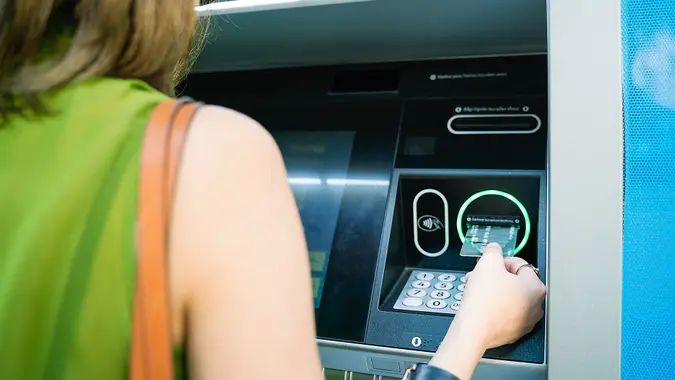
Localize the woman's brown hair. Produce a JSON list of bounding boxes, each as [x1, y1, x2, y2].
[[0, 0, 208, 119]]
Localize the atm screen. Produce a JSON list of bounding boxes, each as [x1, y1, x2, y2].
[[273, 131, 356, 307]]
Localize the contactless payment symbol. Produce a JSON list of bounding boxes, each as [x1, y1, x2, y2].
[[413, 189, 450, 258], [417, 215, 444, 232]]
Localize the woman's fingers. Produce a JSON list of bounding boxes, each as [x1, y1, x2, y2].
[[503, 257, 528, 274], [504, 257, 542, 287]]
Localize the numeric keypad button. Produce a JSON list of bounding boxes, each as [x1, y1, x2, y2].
[[450, 301, 461, 310], [416, 272, 434, 281], [426, 299, 447, 309], [412, 280, 431, 289], [430, 290, 451, 299], [407, 289, 427, 298], [438, 274, 457, 282], [402, 297, 424, 307], [434, 282, 453, 290]]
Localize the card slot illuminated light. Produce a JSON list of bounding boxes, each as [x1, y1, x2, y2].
[[456, 189, 530, 256]]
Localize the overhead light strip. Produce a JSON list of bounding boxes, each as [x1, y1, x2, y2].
[[196, 0, 374, 16]]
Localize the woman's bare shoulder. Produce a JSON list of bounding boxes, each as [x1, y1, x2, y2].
[[189, 105, 279, 157], [170, 103, 293, 290], [168, 105, 321, 379]]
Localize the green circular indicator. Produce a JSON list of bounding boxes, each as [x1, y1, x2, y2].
[[455, 189, 530, 256]]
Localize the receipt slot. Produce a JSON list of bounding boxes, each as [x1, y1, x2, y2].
[[366, 170, 547, 364]]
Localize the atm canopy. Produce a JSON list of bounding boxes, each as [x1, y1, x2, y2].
[[193, 0, 547, 73]]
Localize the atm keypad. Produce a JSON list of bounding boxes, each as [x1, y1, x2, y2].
[[393, 270, 467, 315]]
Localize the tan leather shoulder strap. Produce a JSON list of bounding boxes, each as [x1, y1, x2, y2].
[[131, 99, 201, 380], [167, 102, 201, 204]]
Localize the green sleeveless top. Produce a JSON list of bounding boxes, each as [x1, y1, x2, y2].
[[0, 78, 186, 379]]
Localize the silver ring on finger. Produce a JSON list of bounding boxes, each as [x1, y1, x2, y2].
[[516, 263, 540, 276]]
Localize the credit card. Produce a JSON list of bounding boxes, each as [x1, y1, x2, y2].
[[459, 215, 519, 257]]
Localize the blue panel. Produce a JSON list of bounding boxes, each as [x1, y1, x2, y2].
[[622, 1, 675, 379]]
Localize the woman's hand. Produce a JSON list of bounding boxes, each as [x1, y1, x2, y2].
[[459, 242, 546, 348], [429, 243, 546, 379]]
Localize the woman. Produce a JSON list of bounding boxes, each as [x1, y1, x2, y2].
[[0, 1, 546, 379]]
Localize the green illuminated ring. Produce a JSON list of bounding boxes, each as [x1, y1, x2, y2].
[[455, 189, 530, 256]]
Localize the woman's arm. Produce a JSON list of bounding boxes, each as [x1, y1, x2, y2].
[[428, 317, 487, 380], [170, 106, 323, 380], [429, 244, 546, 380]]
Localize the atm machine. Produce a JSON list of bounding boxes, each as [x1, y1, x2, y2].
[[187, 0, 625, 379]]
